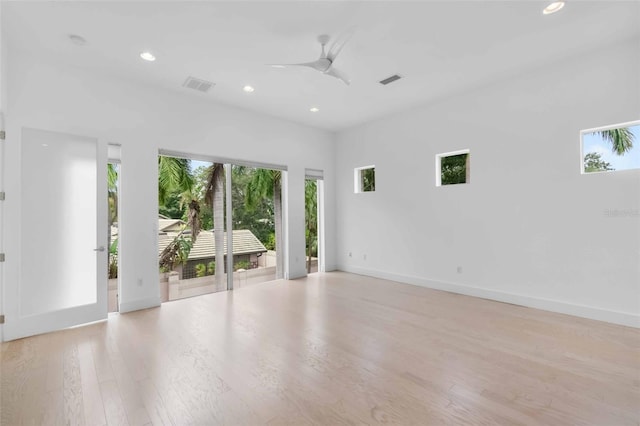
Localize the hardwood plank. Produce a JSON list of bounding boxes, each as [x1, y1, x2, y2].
[[99, 379, 129, 426], [2, 272, 638, 425], [62, 339, 86, 426], [78, 340, 107, 426]]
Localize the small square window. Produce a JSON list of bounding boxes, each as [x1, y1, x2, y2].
[[354, 166, 375, 193], [581, 122, 639, 174], [436, 150, 470, 186]]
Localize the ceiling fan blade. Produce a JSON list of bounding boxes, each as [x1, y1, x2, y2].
[[324, 66, 351, 85], [327, 28, 355, 62], [269, 59, 328, 72]]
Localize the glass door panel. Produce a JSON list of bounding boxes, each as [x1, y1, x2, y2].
[[5, 128, 107, 340]]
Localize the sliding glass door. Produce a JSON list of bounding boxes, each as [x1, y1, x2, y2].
[[157, 153, 285, 301]]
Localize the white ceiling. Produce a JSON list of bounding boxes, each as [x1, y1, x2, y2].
[[4, 1, 639, 131]]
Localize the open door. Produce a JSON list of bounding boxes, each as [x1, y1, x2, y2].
[[3, 128, 108, 340]]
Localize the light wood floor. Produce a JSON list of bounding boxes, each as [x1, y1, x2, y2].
[[2, 272, 639, 425]]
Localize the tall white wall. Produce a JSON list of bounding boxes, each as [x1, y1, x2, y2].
[[335, 39, 640, 327], [0, 1, 6, 341], [4, 50, 336, 322]]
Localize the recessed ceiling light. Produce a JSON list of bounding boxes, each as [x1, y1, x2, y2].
[[243, 85, 255, 93], [68, 34, 87, 46], [310, 107, 320, 113], [271, 65, 286, 69], [140, 51, 156, 62], [543, 1, 565, 15]]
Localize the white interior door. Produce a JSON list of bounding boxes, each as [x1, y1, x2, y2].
[[4, 128, 107, 340]]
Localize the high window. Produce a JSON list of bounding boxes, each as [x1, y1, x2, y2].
[[581, 122, 640, 174]]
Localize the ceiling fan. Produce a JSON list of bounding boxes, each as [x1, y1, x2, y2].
[[270, 33, 352, 85]]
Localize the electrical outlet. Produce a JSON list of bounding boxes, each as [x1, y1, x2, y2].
[[363, 254, 367, 261], [348, 252, 352, 257], [457, 266, 463, 274], [137, 278, 143, 287]]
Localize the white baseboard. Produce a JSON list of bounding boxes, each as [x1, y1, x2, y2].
[[119, 296, 161, 314], [337, 265, 639, 328], [324, 263, 338, 272]]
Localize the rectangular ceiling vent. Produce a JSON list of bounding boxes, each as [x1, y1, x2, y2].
[[182, 76, 215, 93], [379, 74, 402, 85]]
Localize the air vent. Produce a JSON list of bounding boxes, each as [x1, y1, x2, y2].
[[182, 76, 215, 93], [379, 74, 402, 85]]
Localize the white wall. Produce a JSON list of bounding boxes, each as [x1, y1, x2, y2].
[[335, 39, 640, 327], [3, 50, 336, 329], [0, 1, 6, 341]]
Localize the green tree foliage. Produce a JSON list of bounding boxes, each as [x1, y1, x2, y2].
[[231, 166, 274, 244], [305, 180, 318, 273], [108, 237, 118, 279], [107, 163, 119, 224], [595, 128, 635, 155], [157, 156, 199, 271], [584, 152, 614, 173], [191, 166, 214, 229], [441, 154, 468, 185], [159, 192, 184, 220], [158, 156, 194, 205], [264, 233, 276, 250], [361, 168, 375, 191], [157, 160, 320, 279], [245, 168, 284, 278], [107, 163, 119, 278]]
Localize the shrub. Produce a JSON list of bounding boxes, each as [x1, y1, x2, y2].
[[265, 233, 276, 250], [195, 263, 207, 277], [234, 260, 250, 271], [207, 261, 216, 275]]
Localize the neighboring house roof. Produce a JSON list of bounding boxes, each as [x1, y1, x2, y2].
[[158, 229, 267, 260], [159, 218, 186, 233], [113, 218, 186, 239]]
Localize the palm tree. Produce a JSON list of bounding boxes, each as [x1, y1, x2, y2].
[[246, 169, 283, 279], [305, 180, 318, 273], [157, 156, 200, 271], [595, 128, 634, 155], [203, 163, 226, 288]]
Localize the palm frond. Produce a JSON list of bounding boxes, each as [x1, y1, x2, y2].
[[596, 128, 634, 155], [158, 156, 194, 204], [107, 163, 118, 193], [246, 169, 280, 210]]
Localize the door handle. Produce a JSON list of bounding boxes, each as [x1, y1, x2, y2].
[[94, 246, 105, 252]]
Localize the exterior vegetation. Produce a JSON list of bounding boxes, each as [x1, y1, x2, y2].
[[245, 168, 284, 279], [108, 156, 320, 280], [584, 152, 613, 173], [441, 153, 468, 185], [596, 128, 634, 155], [584, 127, 636, 173], [305, 179, 318, 273], [361, 167, 375, 192], [107, 163, 119, 279], [156, 157, 319, 281]]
